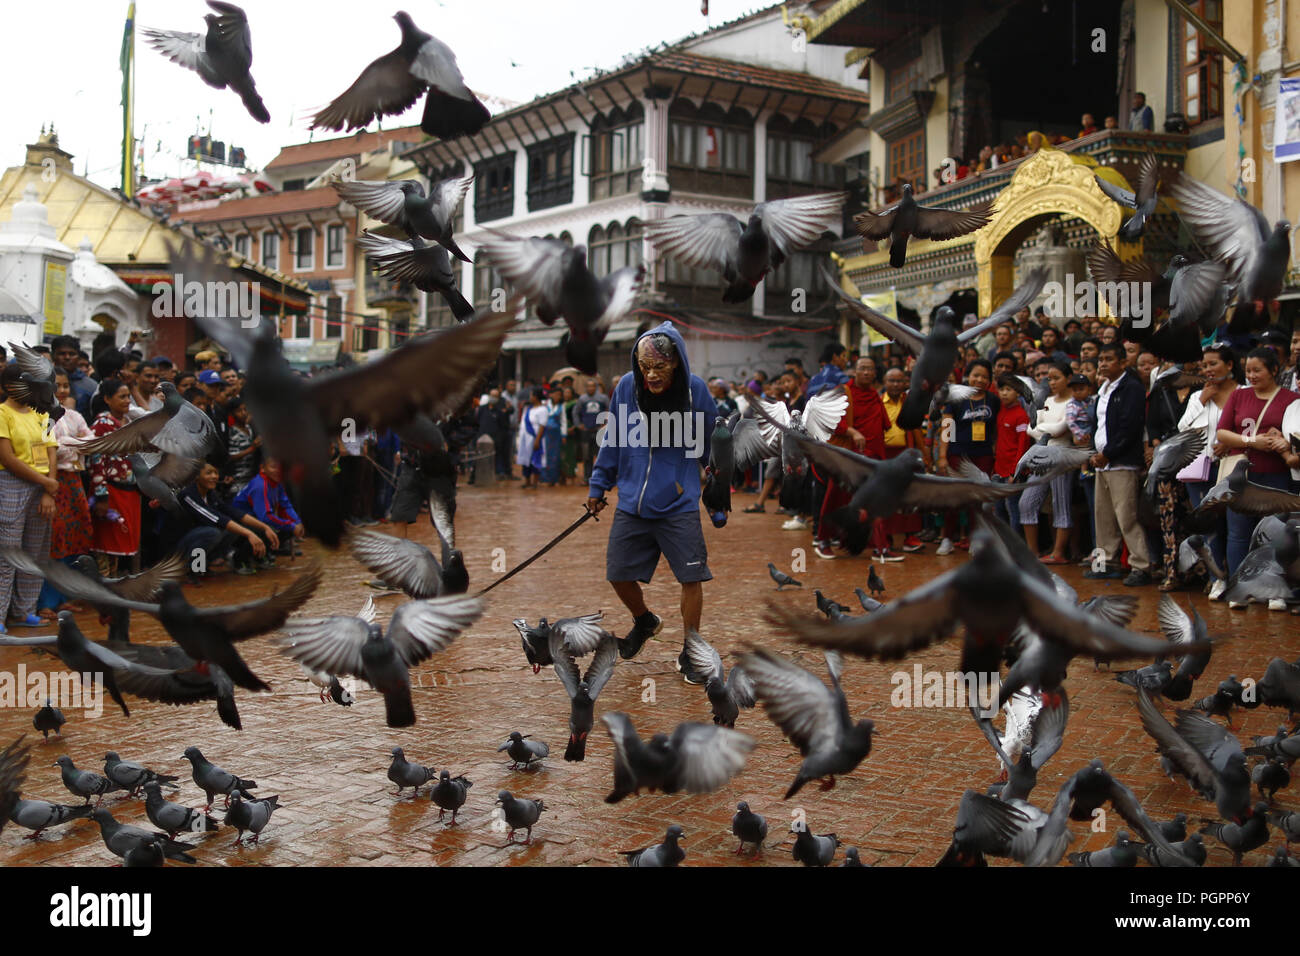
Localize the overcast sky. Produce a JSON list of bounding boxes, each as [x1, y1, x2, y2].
[[3, 0, 765, 189]]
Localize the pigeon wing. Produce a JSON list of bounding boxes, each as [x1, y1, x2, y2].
[[822, 267, 925, 355], [428, 174, 474, 226], [474, 231, 569, 310], [386, 594, 483, 668], [333, 180, 411, 225], [1094, 174, 1136, 208], [957, 267, 1051, 343], [72, 409, 169, 457], [277, 615, 372, 679], [1135, 688, 1220, 793], [142, 28, 223, 87], [754, 192, 847, 259], [801, 386, 849, 442], [552, 612, 610, 655], [901, 473, 1032, 510], [1234, 482, 1300, 516], [191, 561, 323, 639], [310, 49, 427, 132], [108, 554, 187, 603], [349, 529, 442, 598], [641, 214, 743, 275], [1167, 172, 1270, 288], [911, 199, 994, 241], [667, 723, 755, 794], [581, 636, 619, 701], [738, 648, 848, 757], [684, 630, 725, 684], [1019, 575, 1183, 661], [852, 200, 900, 241]]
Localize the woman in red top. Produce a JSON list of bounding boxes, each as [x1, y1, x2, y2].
[[1215, 347, 1299, 575], [88, 380, 141, 573]]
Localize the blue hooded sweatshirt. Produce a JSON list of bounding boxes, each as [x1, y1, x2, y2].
[[588, 322, 715, 518]]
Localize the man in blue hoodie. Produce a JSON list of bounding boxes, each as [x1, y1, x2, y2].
[[585, 322, 717, 682]]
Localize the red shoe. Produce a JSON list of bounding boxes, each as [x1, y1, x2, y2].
[[954, 538, 971, 551], [901, 535, 924, 553]]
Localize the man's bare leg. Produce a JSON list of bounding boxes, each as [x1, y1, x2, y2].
[[611, 580, 649, 618], [680, 581, 702, 633]]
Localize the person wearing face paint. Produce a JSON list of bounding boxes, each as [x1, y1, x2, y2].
[[586, 322, 717, 684]]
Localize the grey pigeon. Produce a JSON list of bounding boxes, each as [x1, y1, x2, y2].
[[683, 630, 754, 728], [327, 675, 354, 707], [1176, 534, 1225, 583], [974, 686, 1069, 802], [854, 588, 885, 613], [310, 12, 489, 138], [122, 838, 166, 868], [1200, 802, 1271, 865], [1253, 655, 1300, 717], [33, 698, 64, 739], [826, 266, 1046, 428], [110, 642, 243, 730], [841, 847, 868, 866], [227, 792, 279, 846], [814, 590, 850, 618], [644, 193, 845, 302], [1159, 812, 1190, 843], [338, 177, 473, 261], [54, 755, 121, 806], [430, 770, 471, 824], [1138, 832, 1207, 867], [623, 824, 685, 867], [1115, 660, 1174, 695], [854, 183, 992, 268], [0, 737, 30, 836], [1143, 429, 1206, 498], [279, 592, 483, 727], [5, 342, 62, 420], [1252, 758, 1291, 801], [89, 808, 196, 864], [181, 746, 255, 812], [1013, 443, 1094, 482], [868, 566, 886, 595], [143, 781, 218, 839], [701, 416, 733, 526], [355, 232, 475, 320], [740, 648, 873, 799], [127, 453, 194, 514], [731, 801, 768, 855], [1136, 689, 1252, 823], [1193, 460, 1300, 518], [791, 826, 839, 867], [936, 789, 1033, 866], [1167, 171, 1292, 331], [1050, 760, 1196, 866], [1268, 844, 1300, 866], [601, 713, 754, 802], [387, 747, 435, 797], [1067, 829, 1138, 867], [74, 381, 218, 460], [498, 732, 549, 770], [512, 612, 613, 676], [552, 630, 617, 761], [349, 529, 455, 599], [1094, 151, 1160, 240], [104, 753, 179, 797], [495, 790, 545, 845], [1267, 810, 1300, 842], [767, 562, 801, 590], [142, 1, 269, 122], [477, 229, 644, 373], [8, 798, 92, 839]]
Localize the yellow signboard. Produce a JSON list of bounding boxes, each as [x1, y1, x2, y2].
[[42, 261, 67, 337], [858, 289, 896, 346]]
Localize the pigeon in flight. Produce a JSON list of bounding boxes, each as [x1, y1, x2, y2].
[[142, 2, 269, 122], [767, 562, 801, 590], [512, 612, 615, 673], [1192, 460, 1300, 518], [701, 416, 733, 527], [73, 381, 218, 461], [826, 266, 1048, 428], [129, 453, 199, 514], [181, 746, 256, 812], [32, 699, 64, 739], [279, 593, 483, 727], [643, 192, 846, 301], [6, 342, 63, 420], [622, 824, 685, 867], [356, 232, 475, 321], [791, 826, 840, 867], [476, 229, 644, 374], [731, 802, 767, 855], [854, 184, 993, 267], [310, 12, 489, 139], [89, 809, 197, 864], [337, 176, 472, 261], [740, 648, 874, 799], [0, 737, 30, 836], [1176, 534, 1226, 584], [54, 756, 120, 807], [683, 630, 755, 728], [1094, 151, 1161, 241], [227, 791, 280, 846], [387, 747, 436, 798], [142, 782, 217, 840], [107, 642, 244, 730], [1167, 171, 1292, 331], [498, 732, 549, 770], [349, 529, 452, 599], [974, 687, 1069, 802], [601, 713, 754, 802], [1086, 245, 1227, 354], [495, 790, 545, 845], [552, 629, 618, 762], [430, 770, 472, 824], [1143, 430, 1206, 499]]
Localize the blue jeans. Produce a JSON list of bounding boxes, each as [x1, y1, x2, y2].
[[991, 476, 1021, 532], [1184, 480, 1226, 573], [1225, 471, 1292, 576]]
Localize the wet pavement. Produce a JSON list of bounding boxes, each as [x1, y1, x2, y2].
[[2, 480, 1298, 867]]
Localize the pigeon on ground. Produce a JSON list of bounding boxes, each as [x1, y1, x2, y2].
[[1137, 832, 1207, 867], [498, 732, 549, 770], [337, 176, 473, 261], [476, 229, 644, 373], [854, 589, 885, 613], [7, 798, 92, 840], [768, 563, 801, 590], [1200, 802, 1271, 865], [89, 809, 196, 864], [731, 802, 767, 855], [387, 747, 436, 797], [1136, 688, 1252, 823], [54, 756, 121, 807], [142, 782, 218, 840], [791, 826, 839, 867], [33, 699, 64, 739], [227, 792, 279, 846], [73, 382, 218, 460], [826, 267, 1046, 428], [355, 232, 476, 321], [1150, 596, 1214, 702], [0, 737, 30, 836], [495, 790, 545, 845], [1268, 810, 1300, 842], [181, 747, 255, 812], [310, 12, 489, 138], [601, 713, 754, 802], [814, 590, 850, 618], [1159, 813, 1190, 843], [552, 630, 617, 761], [1094, 151, 1161, 240], [840, 847, 868, 866], [622, 824, 685, 867], [104, 753, 179, 797], [868, 566, 886, 595], [142, 1, 269, 122], [1253, 759, 1291, 801], [1167, 171, 1292, 331], [1067, 829, 1138, 867], [1268, 844, 1300, 866], [279, 592, 483, 727], [854, 183, 992, 268], [122, 839, 166, 868], [430, 770, 471, 824], [644, 192, 846, 301], [739, 648, 874, 798], [683, 630, 754, 728]]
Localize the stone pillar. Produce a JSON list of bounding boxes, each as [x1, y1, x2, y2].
[[641, 86, 673, 295], [474, 434, 496, 487]]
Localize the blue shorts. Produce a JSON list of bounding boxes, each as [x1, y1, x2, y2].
[[606, 508, 712, 584]]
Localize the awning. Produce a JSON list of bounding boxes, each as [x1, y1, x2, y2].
[[504, 329, 565, 350]]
